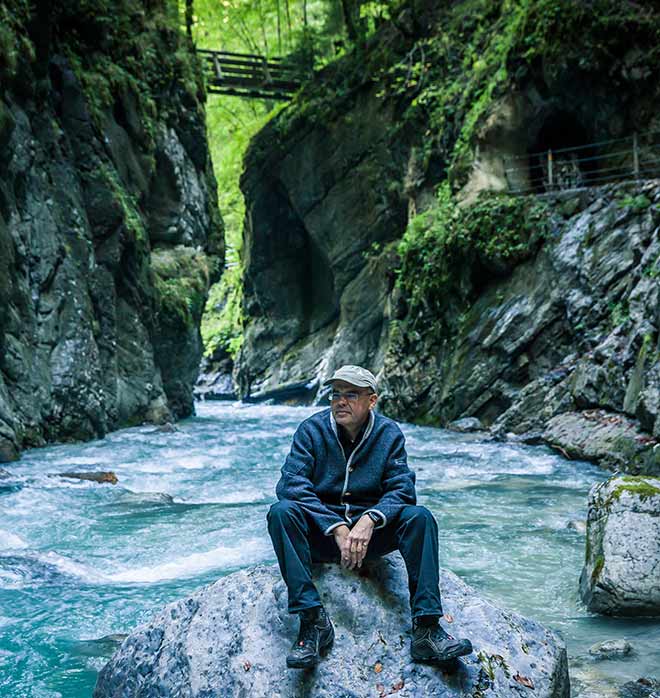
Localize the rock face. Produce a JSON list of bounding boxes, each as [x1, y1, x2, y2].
[[237, 82, 406, 403], [0, 0, 223, 460], [235, 0, 660, 474], [95, 555, 569, 698], [381, 182, 660, 475], [580, 475, 660, 616], [194, 347, 237, 401]]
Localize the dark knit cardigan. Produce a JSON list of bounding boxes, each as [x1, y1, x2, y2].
[[275, 408, 417, 535]]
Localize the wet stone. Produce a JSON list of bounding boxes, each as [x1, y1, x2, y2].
[[94, 555, 569, 698]]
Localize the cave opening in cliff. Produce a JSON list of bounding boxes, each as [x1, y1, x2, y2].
[[528, 112, 596, 193]]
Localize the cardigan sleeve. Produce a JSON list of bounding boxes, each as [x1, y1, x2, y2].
[[275, 422, 346, 535], [366, 426, 416, 527]]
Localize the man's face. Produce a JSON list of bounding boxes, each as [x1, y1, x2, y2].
[[329, 380, 378, 433]]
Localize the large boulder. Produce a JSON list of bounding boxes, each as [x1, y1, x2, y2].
[[95, 555, 569, 698], [580, 475, 660, 616]]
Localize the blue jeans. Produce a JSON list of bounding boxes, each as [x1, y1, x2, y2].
[[267, 500, 444, 617]]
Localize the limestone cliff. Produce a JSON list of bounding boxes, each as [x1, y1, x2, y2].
[[0, 0, 224, 461], [235, 0, 660, 472]]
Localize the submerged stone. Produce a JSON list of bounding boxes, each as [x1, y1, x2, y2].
[[94, 555, 569, 698], [588, 639, 634, 660], [619, 677, 660, 698], [57, 471, 119, 485], [447, 417, 483, 433]]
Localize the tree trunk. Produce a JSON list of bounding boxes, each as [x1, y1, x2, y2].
[[185, 0, 193, 39]]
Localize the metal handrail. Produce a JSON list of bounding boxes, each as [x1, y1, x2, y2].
[[504, 131, 660, 195]]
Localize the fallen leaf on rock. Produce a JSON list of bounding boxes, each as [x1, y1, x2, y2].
[[374, 661, 383, 673], [391, 679, 405, 691], [514, 672, 534, 689], [443, 613, 454, 623], [242, 660, 251, 671]]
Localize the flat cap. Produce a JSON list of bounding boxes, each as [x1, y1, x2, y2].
[[322, 365, 377, 391]]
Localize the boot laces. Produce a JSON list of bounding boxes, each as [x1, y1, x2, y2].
[[297, 612, 322, 647]]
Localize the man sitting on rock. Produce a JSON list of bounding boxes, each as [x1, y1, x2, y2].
[[267, 364, 473, 669]]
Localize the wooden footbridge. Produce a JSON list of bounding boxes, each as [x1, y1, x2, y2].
[[197, 49, 304, 100]]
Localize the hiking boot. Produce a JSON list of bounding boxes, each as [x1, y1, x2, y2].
[[411, 616, 473, 663], [286, 606, 335, 669]]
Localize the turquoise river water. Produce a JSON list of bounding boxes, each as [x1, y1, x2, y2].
[[1, 402, 659, 697]]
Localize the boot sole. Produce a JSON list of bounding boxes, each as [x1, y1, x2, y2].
[[286, 631, 334, 669], [411, 639, 473, 663]]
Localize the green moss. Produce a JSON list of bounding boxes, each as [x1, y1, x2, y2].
[[53, 0, 205, 145], [151, 247, 210, 328], [616, 194, 652, 211], [609, 477, 660, 503], [98, 164, 149, 249], [395, 184, 549, 337], [591, 554, 604, 583], [0, 0, 34, 84]]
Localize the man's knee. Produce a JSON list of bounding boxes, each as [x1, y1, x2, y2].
[[399, 505, 437, 529], [268, 499, 304, 528]]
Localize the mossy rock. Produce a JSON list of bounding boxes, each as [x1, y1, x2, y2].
[[151, 246, 210, 329]]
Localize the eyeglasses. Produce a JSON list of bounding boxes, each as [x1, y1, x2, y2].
[[328, 390, 371, 402]]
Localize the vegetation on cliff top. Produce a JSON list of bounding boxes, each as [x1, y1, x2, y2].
[[265, 0, 659, 184]]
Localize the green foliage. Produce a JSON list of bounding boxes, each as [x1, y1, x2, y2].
[[616, 194, 652, 211], [151, 247, 211, 328], [196, 0, 659, 355], [0, 0, 34, 84], [608, 300, 629, 328], [395, 184, 549, 334], [201, 263, 244, 358], [370, 0, 660, 186]]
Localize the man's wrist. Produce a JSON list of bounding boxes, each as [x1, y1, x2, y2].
[[361, 513, 376, 527], [333, 524, 350, 537]]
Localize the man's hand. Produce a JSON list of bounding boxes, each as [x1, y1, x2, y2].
[[334, 517, 375, 569], [333, 525, 352, 568]]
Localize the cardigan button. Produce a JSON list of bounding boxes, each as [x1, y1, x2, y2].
[[345, 492, 351, 496], [348, 467, 354, 473]]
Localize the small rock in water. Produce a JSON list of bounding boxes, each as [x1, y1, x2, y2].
[[566, 520, 587, 533], [119, 491, 174, 505], [57, 471, 119, 485], [619, 677, 660, 698], [447, 417, 483, 433], [589, 639, 634, 660], [0, 468, 13, 479], [151, 423, 178, 433], [72, 634, 128, 658]]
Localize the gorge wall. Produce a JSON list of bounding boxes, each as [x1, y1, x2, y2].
[[235, 0, 660, 473], [0, 0, 223, 461]]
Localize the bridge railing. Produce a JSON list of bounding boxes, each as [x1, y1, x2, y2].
[[197, 49, 302, 101], [504, 130, 660, 195]]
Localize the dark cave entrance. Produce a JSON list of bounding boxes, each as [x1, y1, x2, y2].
[[528, 112, 596, 193]]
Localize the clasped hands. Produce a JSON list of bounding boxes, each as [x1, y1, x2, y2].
[[333, 515, 375, 570]]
